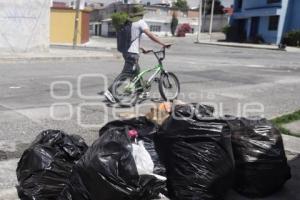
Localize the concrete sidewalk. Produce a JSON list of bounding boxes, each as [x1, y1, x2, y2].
[[0, 48, 117, 63], [197, 39, 300, 53], [52, 36, 117, 50], [198, 40, 281, 50], [284, 120, 300, 137]]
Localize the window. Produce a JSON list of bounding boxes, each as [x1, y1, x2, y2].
[[267, 0, 281, 4], [150, 25, 161, 32], [269, 16, 279, 31]]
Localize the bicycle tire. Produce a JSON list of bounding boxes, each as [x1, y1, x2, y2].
[[159, 72, 180, 101], [111, 74, 139, 107]]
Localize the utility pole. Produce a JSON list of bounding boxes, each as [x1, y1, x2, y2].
[[203, 0, 207, 17], [209, 0, 215, 41], [197, 0, 203, 43], [73, 0, 81, 49], [203, 0, 207, 27]]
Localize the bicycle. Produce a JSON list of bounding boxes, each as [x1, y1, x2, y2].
[[112, 46, 180, 107]]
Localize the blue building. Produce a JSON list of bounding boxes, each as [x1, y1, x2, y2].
[[230, 0, 300, 44]]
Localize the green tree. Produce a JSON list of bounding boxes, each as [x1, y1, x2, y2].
[[204, 0, 224, 15], [170, 12, 179, 36], [111, 12, 128, 31], [174, 0, 189, 11]]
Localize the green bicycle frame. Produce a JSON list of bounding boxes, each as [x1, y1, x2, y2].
[[125, 63, 163, 92]]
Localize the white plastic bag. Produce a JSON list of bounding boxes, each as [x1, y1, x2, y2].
[[132, 141, 154, 175]]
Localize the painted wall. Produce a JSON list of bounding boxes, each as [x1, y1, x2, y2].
[[81, 11, 90, 43], [51, 9, 79, 44], [288, 0, 300, 30], [0, 0, 50, 53], [50, 8, 90, 44], [258, 16, 278, 43], [237, 0, 282, 11], [243, 0, 267, 10], [101, 22, 109, 37]]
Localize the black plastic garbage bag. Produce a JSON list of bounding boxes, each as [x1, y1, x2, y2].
[[16, 130, 88, 200], [226, 117, 291, 198], [157, 103, 234, 200], [99, 117, 166, 175], [71, 122, 166, 200]]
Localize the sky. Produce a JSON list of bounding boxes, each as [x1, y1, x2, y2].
[[83, 0, 234, 7]]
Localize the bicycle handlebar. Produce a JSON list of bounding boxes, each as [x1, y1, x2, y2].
[[140, 44, 173, 62], [140, 44, 172, 54]]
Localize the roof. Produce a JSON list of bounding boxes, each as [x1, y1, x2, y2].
[[52, 1, 68, 8], [102, 18, 112, 22], [223, 7, 233, 15]]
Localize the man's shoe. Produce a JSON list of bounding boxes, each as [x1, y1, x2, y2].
[[104, 90, 116, 103], [139, 92, 150, 99]]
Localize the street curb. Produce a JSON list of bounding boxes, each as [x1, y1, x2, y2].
[[0, 54, 119, 64], [50, 44, 118, 52], [282, 134, 300, 154], [195, 41, 283, 51]]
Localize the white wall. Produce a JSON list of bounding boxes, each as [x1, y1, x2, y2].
[[141, 0, 173, 5], [101, 22, 109, 37], [0, 0, 51, 53], [144, 15, 229, 34]]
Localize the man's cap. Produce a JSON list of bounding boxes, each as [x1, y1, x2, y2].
[[129, 5, 146, 22]]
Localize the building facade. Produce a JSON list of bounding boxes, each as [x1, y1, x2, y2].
[[94, 3, 229, 37], [231, 0, 300, 44], [0, 0, 51, 53], [141, 0, 173, 6], [144, 5, 229, 35]]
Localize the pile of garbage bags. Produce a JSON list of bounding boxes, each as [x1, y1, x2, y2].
[[16, 130, 88, 200], [16, 103, 291, 200]]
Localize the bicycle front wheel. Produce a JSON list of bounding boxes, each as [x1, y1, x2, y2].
[[159, 72, 180, 101], [111, 74, 138, 107]]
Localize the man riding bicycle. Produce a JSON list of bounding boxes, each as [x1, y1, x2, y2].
[[104, 5, 171, 103]]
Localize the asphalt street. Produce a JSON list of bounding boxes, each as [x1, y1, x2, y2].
[[0, 38, 300, 199]]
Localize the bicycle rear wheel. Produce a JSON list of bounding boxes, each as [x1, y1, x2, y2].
[[111, 74, 139, 107], [159, 72, 180, 101]]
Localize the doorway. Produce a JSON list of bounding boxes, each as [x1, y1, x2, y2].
[[250, 17, 260, 39]]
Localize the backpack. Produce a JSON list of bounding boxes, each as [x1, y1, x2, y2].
[[116, 21, 138, 53]]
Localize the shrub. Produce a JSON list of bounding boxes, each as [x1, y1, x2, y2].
[[222, 25, 247, 42], [111, 12, 128, 31], [177, 23, 192, 37], [222, 25, 231, 35], [283, 30, 300, 47]]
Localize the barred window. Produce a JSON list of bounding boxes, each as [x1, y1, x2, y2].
[[269, 16, 279, 31], [150, 25, 161, 32]]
